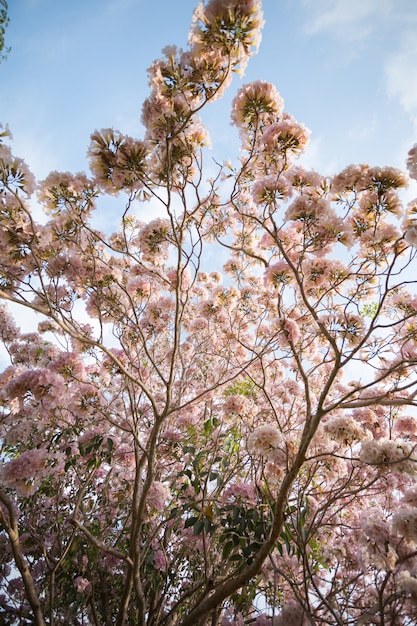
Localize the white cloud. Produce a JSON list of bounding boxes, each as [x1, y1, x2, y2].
[[302, 0, 394, 43], [298, 136, 326, 170], [385, 31, 417, 136], [346, 115, 377, 143]]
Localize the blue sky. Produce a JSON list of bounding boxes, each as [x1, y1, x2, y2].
[[1, 0, 417, 191], [0, 0, 417, 351]]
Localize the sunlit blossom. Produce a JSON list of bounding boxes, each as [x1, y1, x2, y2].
[[392, 507, 417, 542], [247, 424, 285, 460], [407, 144, 417, 181], [231, 81, 283, 129]]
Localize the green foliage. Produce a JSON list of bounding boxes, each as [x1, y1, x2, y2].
[[219, 503, 271, 566], [0, 0, 10, 63], [360, 302, 378, 318], [223, 378, 255, 398]]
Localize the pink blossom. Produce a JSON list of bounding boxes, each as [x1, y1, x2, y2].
[[38, 170, 97, 213], [324, 414, 367, 446], [359, 219, 400, 249], [252, 175, 293, 206], [222, 482, 257, 506], [153, 549, 167, 572], [126, 275, 152, 297], [360, 438, 417, 475], [88, 129, 148, 193], [231, 81, 283, 130], [224, 394, 250, 415], [392, 507, 417, 542], [281, 318, 301, 345], [0, 305, 20, 344], [247, 425, 285, 460], [190, 0, 264, 75], [261, 116, 310, 156], [264, 461, 285, 481], [285, 195, 331, 222], [361, 510, 390, 545], [0, 142, 36, 196], [165, 266, 192, 291], [403, 489, 417, 508], [74, 576, 91, 594], [302, 257, 348, 288], [393, 415, 417, 436], [146, 481, 170, 514], [353, 407, 388, 440], [400, 340, 417, 360], [404, 224, 417, 247], [264, 260, 293, 287], [2, 3, 417, 621], [136, 218, 171, 263], [397, 571, 417, 598], [1, 448, 48, 496], [331, 163, 370, 195], [5, 369, 63, 400], [50, 352, 86, 379], [407, 144, 417, 181], [209, 271, 222, 283], [367, 165, 408, 190], [189, 317, 209, 332], [287, 166, 325, 189], [321, 311, 365, 345]]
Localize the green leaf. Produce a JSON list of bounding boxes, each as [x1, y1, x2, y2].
[[281, 529, 292, 554], [87, 457, 100, 471], [193, 520, 204, 535], [222, 540, 234, 560], [204, 418, 213, 434], [203, 518, 212, 533], [184, 516, 198, 529]]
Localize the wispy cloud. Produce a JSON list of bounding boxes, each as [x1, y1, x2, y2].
[[302, 0, 395, 43], [385, 30, 417, 136]]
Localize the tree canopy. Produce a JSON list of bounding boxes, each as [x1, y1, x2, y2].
[[1, 1, 417, 624]]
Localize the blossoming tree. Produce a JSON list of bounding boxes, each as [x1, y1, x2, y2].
[[1, 1, 417, 624]]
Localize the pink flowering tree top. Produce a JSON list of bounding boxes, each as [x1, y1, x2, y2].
[[1, 1, 417, 625]]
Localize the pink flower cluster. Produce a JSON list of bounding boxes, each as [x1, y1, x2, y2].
[[190, 0, 264, 73], [74, 576, 91, 594], [0, 304, 20, 344], [136, 218, 171, 265], [0, 448, 48, 496], [222, 482, 256, 506], [324, 414, 367, 446], [146, 481, 170, 516], [0, 142, 36, 196], [264, 260, 293, 287], [261, 116, 310, 156], [247, 424, 286, 466], [231, 80, 283, 130], [87, 128, 148, 193], [153, 549, 167, 572], [223, 394, 251, 416], [360, 438, 417, 476], [407, 144, 417, 181], [392, 507, 417, 542]]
